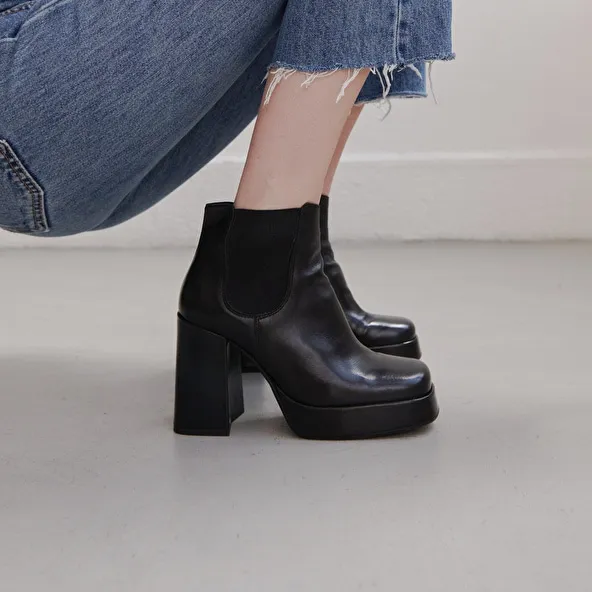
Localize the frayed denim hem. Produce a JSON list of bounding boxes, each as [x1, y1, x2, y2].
[[264, 54, 455, 106]]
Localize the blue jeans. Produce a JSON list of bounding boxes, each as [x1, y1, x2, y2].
[[0, 0, 453, 237]]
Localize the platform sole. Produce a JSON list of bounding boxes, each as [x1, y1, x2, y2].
[[174, 315, 437, 440]]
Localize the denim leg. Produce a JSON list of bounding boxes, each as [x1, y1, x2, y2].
[[269, 0, 453, 104], [95, 40, 276, 231], [105, 0, 453, 230], [1, 0, 452, 237], [0, 0, 286, 237]]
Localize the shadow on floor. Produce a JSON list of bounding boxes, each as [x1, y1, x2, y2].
[[0, 351, 294, 438]]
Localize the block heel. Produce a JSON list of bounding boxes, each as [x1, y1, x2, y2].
[[174, 314, 244, 436]]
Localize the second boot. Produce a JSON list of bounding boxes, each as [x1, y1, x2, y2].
[[319, 194, 422, 359], [242, 195, 421, 372]]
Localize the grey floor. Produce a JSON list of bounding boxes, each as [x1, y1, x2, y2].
[[1, 243, 591, 591]]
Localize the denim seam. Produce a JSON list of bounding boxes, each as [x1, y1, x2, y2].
[[12, 0, 72, 35], [394, 0, 403, 63], [0, 3, 32, 18], [0, 140, 48, 232], [0, 144, 28, 230]]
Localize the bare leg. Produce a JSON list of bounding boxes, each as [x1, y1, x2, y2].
[[322, 104, 364, 196], [234, 70, 369, 210]]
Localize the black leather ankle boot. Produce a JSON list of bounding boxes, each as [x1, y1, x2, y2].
[[320, 195, 422, 359], [174, 202, 437, 440]]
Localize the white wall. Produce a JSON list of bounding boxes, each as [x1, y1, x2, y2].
[[2, 0, 592, 248]]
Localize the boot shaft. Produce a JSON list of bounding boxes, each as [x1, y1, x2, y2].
[[180, 202, 324, 335]]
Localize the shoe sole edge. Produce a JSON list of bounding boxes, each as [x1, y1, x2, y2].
[[272, 384, 438, 440]]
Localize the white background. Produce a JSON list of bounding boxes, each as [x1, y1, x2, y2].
[[2, 0, 592, 248]]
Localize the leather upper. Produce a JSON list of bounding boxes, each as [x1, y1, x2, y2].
[[180, 202, 431, 408]]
